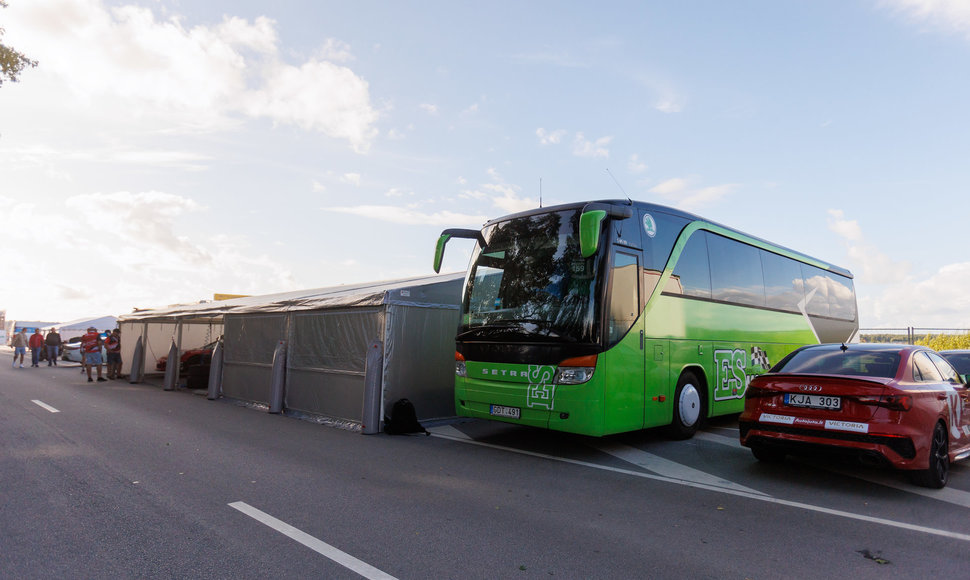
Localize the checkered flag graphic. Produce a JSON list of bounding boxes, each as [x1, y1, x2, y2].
[[750, 346, 771, 370]]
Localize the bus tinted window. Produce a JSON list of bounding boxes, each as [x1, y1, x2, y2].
[[801, 265, 856, 321], [825, 271, 856, 321], [641, 210, 689, 298], [670, 230, 711, 298], [762, 250, 805, 313], [707, 234, 766, 307]]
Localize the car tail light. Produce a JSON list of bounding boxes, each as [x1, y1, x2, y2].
[[856, 394, 913, 411], [455, 351, 466, 377], [555, 354, 597, 385], [744, 385, 777, 399]]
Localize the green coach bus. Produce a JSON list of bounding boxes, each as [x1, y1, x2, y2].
[[433, 199, 858, 438]]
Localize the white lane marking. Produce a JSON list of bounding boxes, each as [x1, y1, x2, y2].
[[31, 400, 60, 413], [427, 424, 472, 440], [694, 430, 742, 448], [697, 429, 970, 508], [229, 502, 397, 580], [591, 441, 768, 496], [807, 462, 970, 509], [430, 430, 970, 543]]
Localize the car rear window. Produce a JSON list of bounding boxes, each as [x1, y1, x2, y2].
[[776, 349, 899, 378]]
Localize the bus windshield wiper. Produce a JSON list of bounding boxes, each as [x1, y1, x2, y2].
[[457, 320, 569, 341]]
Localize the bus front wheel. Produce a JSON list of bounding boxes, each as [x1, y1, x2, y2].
[[667, 371, 705, 440]]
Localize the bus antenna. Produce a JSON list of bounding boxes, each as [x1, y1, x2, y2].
[[606, 168, 631, 203]]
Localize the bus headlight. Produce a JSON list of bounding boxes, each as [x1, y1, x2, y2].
[[554, 354, 597, 385], [455, 351, 467, 377]]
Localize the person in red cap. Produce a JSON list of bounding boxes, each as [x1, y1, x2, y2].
[[80, 326, 106, 383]]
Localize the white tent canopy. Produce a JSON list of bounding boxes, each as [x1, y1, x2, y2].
[[43, 315, 118, 341]]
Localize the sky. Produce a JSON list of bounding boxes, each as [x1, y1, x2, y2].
[[1, 0, 969, 330]]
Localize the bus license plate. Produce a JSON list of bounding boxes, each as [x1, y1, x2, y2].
[[490, 404, 521, 419], [784, 393, 841, 410]]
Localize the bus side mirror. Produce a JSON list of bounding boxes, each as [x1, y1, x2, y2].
[[579, 210, 607, 258], [579, 203, 634, 258], [433, 228, 486, 273], [433, 234, 452, 273]]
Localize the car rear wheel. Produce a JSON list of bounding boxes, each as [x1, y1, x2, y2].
[[912, 422, 949, 489], [667, 371, 704, 440]]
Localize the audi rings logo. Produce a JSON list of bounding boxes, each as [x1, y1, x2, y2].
[[798, 385, 823, 392]]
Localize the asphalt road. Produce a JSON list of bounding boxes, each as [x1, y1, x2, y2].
[[2, 347, 969, 579]]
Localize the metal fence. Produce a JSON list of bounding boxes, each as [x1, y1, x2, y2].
[[858, 328, 970, 344]]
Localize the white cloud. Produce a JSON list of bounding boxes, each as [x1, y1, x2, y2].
[[827, 209, 908, 285], [340, 173, 362, 186], [536, 128, 567, 145], [459, 169, 537, 214], [882, 0, 970, 38], [650, 177, 689, 196], [0, 190, 300, 319], [573, 132, 612, 158], [826, 209, 863, 242], [655, 98, 684, 113], [323, 205, 487, 227], [820, 209, 970, 328], [4, 0, 379, 151], [628, 154, 648, 174], [866, 262, 970, 328], [420, 103, 438, 114], [316, 38, 355, 63], [648, 177, 738, 212]]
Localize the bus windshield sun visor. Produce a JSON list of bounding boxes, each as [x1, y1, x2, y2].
[[434, 228, 487, 273], [579, 203, 634, 258]]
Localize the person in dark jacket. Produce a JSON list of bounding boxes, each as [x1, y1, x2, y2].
[[45, 328, 62, 366]]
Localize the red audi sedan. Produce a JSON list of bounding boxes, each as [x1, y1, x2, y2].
[[740, 343, 970, 488]]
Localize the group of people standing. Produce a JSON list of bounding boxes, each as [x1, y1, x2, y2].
[[10, 326, 122, 382], [10, 327, 63, 368], [80, 326, 122, 382]]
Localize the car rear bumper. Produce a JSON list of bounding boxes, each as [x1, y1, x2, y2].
[[739, 419, 920, 468]]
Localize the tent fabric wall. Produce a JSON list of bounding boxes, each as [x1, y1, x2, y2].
[[222, 314, 285, 404], [117, 272, 464, 428], [284, 308, 383, 421], [382, 303, 460, 421]]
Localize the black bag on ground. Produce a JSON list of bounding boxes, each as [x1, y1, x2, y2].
[[384, 398, 429, 435]]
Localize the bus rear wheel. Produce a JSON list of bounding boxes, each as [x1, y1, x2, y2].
[[667, 371, 705, 440]]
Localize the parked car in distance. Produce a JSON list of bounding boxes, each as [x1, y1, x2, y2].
[[62, 341, 83, 362], [939, 349, 970, 378], [61, 339, 106, 363], [740, 343, 970, 488], [155, 339, 219, 373]]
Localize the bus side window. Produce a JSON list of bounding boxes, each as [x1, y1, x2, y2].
[[668, 231, 711, 298], [608, 251, 640, 346]]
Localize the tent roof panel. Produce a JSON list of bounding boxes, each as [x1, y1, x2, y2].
[[117, 273, 464, 322]]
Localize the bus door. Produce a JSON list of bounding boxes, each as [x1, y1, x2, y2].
[[604, 249, 644, 432], [643, 337, 671, 429]]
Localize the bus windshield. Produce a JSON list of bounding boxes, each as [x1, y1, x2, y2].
[[459, 209, 601, 344]]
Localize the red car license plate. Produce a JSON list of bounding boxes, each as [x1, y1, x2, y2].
[[784, 393, 841, 410]]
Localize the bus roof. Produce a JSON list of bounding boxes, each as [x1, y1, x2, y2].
[[482, 198, 853, 279]]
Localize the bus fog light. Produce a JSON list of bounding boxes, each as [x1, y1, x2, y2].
[[555, 367, 594, 385]]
